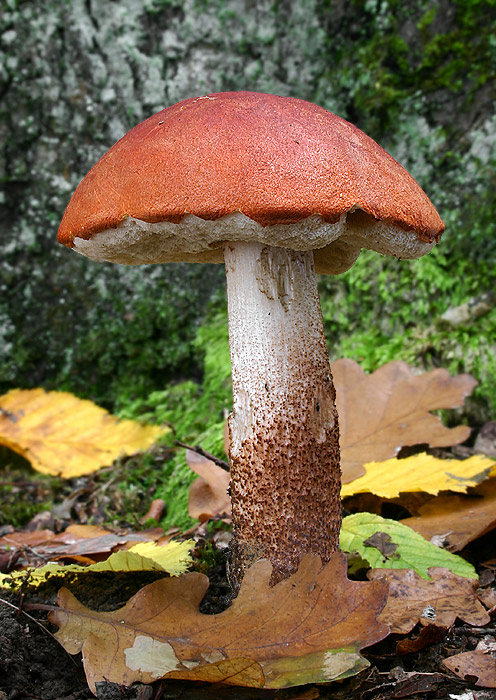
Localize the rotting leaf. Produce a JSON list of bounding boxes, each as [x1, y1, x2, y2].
[[0, 389, 168, 477], [395, 625, 447, 655], [331, 359, 477, 483], [49, 553, 389, 693], [367, 567, 490, 634], [362, 532, 399, 560]]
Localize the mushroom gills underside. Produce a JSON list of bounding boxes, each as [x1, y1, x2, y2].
[[72, 210, 434, 274]]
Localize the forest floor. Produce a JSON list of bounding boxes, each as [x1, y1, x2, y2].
[[1, 439, 495, 700]]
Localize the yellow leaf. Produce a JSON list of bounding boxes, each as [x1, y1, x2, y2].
[[341, 453, 496, 499], [0, 388, 168, 477], [0, 540, 194, 589]]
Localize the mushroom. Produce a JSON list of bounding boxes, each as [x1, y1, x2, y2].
[[57, 92, 444, 590]]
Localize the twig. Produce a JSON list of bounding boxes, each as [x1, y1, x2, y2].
[[174, 440, 230, 472], [0, 596, 79, 667], [452, 625, 496, 635]]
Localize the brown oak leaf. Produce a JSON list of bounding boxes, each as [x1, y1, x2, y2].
[[401, 477, 496, 551], [331, 359, 476, 483], [444, 649, 496, 688], [49, 553, 389, 693], [367, 567, 490, 634]]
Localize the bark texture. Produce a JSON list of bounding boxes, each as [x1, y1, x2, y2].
[[225, 242, 341, 588]]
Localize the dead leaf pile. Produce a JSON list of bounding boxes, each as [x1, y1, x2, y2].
[[0, 523, 194, 587]]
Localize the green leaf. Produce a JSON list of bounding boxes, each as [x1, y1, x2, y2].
[[340, 513, 476, 580]]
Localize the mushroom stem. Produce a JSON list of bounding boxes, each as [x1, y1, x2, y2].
[[224, 240, 341, 590]]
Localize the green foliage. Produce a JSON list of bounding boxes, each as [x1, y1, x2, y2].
[[320, 244, 496, 420], [119, 303, 232, 530], [340, 513, 477, 579], [317, 0, 496, 140], [0, 259, 224, 408]]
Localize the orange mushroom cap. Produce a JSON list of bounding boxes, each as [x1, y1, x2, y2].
[[58, 92, 444, 274]]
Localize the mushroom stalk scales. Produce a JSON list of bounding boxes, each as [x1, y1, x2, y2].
[[225, 240, 341, 589]]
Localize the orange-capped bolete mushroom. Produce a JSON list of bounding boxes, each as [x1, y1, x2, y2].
[[58, 92, 444, 590]]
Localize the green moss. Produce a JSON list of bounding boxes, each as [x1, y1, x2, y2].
[[317, 0, 496, 139], [119, 303, 232, 531]]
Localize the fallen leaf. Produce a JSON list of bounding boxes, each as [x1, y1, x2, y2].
[[367, 568, 490, 633], [187, 450, 231, 520], [362, 532, 399, 560], [395, 625, 447, 655], [0, 522, 162, 558], [0, 527, 153, 572], [340, 513, 477, 579], [400, 477, 496, 551], [331, 360, 476, 483], [341, 453, 495, 498], [63, 524, 114, 539], [49, 553, 389, 692], [443, 650, 496, 687], [142, 498, 166, 522], [477, 587, 496, 613], [0, 388, 168, 477], [0, 529, 58, 550], [0, 539, 194, 588]]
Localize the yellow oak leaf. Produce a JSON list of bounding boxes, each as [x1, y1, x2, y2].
[[0, 388, 168, 477], [341, 453, 496, 498]]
